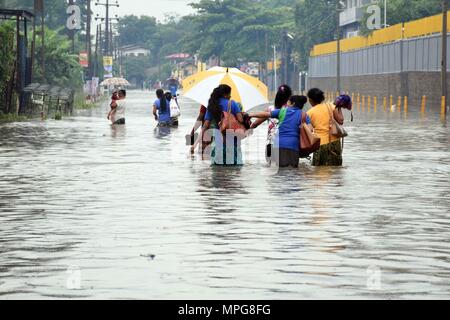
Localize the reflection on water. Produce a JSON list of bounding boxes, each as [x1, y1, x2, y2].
[[0, 90, 449, 299]]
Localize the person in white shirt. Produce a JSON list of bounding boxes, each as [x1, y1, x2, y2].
[[108, 90, 126, 125]]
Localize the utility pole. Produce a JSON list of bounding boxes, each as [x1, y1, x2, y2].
[[442, 0, 448, 114], [384, 0, 387, 28], [86, 0, 92, 78], [93, 23, 100, 77], [336, 0, 346, 94], [68, 0, 75, 53], [95, 0, 119, 56], [336, 3, 342, 94], [273, 45, 277, 92]]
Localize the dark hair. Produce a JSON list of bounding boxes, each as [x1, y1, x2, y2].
[[289, 95, 308, 109], [165, 91, 172, 101], [274, 84, 292, 109], [118, 89, 126, 97], [156, 89, 167, 113], [307, 88, 325, 105], [207, 84, 232, 123]]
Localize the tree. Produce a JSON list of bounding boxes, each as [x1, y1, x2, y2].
[[31, 27, 83, 88], [0, 23, 15, 114], [181, 0, 294, 66], [293, 0, 340, 70]]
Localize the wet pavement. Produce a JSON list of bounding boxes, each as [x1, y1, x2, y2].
[[0, 90, 449, 299]]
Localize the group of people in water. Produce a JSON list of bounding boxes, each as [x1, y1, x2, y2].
[[108, 83, 352, 169], [188, 84, 352, 168]]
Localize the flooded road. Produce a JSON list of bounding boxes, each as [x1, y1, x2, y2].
[[0, 90, 449, 299]]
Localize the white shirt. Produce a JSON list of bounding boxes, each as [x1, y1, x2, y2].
[[114, 99, 126, 121]]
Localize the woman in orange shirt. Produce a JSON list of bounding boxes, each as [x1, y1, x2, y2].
[[306, 88, 347, 166]]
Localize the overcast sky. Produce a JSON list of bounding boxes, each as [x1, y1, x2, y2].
[[93, 0, 200, 22]]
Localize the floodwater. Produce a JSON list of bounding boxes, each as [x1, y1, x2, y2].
[[0, 90, 449, 300]]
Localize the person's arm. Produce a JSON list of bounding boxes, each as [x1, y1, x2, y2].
[[248, 111, 271, 119], [195, 120, 210, 153], [334, 107, 344, 125], [250, 117, 267, 129], [190, 111, 206, 137], [236, 112, 244, 123], [152, 105, 158, 121]]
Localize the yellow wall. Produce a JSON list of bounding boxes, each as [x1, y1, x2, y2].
[[311, 11, 450, 57]]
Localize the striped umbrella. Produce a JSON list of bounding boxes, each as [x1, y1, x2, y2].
[[181, 67, 268, 110]]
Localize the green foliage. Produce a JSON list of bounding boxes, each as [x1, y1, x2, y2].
[[122, 55, 153, 85], [31, 27, 83, 88], [0, 22, 15, 113], [0, 113, 31, 123], [182, 0, 295, 65], [117, 15, 159, 49], [293, 0, 339, 70]]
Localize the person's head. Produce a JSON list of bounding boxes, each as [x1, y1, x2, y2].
[[165, 91, 172, 101], [118, 90, 126, 99], [156, 89, 167, 113], [207, 84, 232, 123], [274, 85, 292, 109], [219, 84, 232, 100], [288, 95, 308, 110], [307, 88, 325, 106], [334, 94, 352, 110]]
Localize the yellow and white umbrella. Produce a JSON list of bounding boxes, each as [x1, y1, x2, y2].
[[182, 67, 268, 110], [100, 77, 130, 87]]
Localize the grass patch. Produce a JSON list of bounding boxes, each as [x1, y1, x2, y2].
[[0, 113, 32, 123]]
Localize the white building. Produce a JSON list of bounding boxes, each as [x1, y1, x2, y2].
[[340, 0, 380, 38], [120, 45, 151, 57]]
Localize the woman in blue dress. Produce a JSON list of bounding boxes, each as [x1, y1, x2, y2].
[[200, 85, 245, 166], [152, 89, 171, 127], [248, 94, 311, 168]]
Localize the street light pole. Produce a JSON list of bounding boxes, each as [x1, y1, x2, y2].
[[337, 19, 341, 94], [442, 0, 448, 115], [273, 45, 277, 92], [86, 0, 92, 78], [336, 1, 346, 95], [384, 0, 387, 28]]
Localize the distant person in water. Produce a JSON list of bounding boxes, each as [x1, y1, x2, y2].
[[108, 90, 126, 125], [165, 91, 180, 127], [153, 89, 171, 127]]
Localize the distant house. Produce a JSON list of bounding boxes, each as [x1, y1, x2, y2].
[[120, 45, 151, 57]]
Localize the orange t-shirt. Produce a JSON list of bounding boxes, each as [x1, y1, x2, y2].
[[307, 103, 339, 145]]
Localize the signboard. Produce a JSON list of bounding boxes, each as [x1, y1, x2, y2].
[[103, 56, 113, 79], [79, 52, 89, 68], [267, 60, 281, 71]]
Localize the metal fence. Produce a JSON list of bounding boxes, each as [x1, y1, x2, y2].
[[309, 34, 450, 78]]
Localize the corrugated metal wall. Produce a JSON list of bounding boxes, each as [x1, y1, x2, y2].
[[309, 34, 450, 78]]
